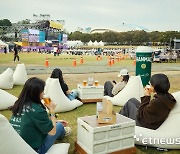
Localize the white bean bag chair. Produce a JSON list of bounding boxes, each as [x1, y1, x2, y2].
[[0, 114, 70, 154], [44, 78, 83, 113], [0, 89, 17, 110], [104, 76, 144, 106], [0, 68, 14, 89], [135, 91, 180, 149], [13, 63, 28, 85]]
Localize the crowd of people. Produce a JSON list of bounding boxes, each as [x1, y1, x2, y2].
[[8, 67, 177, 153]]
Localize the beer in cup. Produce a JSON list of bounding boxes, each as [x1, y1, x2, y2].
[[145, 85, 152, 93], [83, 80, 87, 86], [43, 95, 51, 105], [94, 80, 99, 86]]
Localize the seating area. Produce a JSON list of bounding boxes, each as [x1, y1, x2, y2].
[[1, 67, 180, 152]]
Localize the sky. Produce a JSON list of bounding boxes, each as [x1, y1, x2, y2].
[[1, 0, 180, 32]]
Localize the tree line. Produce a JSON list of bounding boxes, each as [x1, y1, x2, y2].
[[68, 31, 180, 46]]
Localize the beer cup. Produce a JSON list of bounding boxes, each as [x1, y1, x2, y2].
[[43, 95, 51, 105], [145, 85, 152, 93], [83, 80, 87, 86], [94, 80, 99, 86]]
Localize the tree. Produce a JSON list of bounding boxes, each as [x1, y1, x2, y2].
[[17, 19, 31, 24], [81, 33, 91, 43], [132, 30, 149, 45], [102, 31, 117, 44], [0, 19, 12, 26], [68, 31, 83, 40], [91, 33, 102, 42]]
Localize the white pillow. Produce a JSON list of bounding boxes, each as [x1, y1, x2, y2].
[[44, 78, 83, 113], [0, 89, 17, 110], [0, 68, 14, 89], [0, 114, 70, 154], [13, 63, 28, 85], [104, 76, 144, 106], [0, 114, 37, 154], [135, 91, 180, 149], [46, 143, 70, 154]]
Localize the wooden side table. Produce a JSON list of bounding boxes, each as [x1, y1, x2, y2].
[[78, 98, 102, 103], [74, 141, 136, 154]]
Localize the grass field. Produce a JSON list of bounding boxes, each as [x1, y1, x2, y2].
[[0, 52, 180, 154]]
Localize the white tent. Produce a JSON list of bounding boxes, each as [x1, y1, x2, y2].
[[66, 40, 83, 47], [99, 40, 104, 46], [0, 40, 9, 53], [87, 40, 93, 46], [93, 40, 99, 46]]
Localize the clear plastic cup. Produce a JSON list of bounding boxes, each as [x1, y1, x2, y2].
[[43, 95, 51, 105], [83, 80, 87, 86], [94, 80, 99, 86]]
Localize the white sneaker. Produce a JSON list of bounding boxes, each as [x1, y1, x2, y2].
[[64, 127, 71, 136]]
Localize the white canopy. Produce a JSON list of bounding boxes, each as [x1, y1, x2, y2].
[[93, 40, 99, 46], [87, 40, 93, 46], [66, 40, 83, 47], [0, 40, 9, 52], [0, 40, 8, 46], [99, 40, 104, 46]]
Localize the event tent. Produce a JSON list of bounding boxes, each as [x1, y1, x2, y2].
[[0, 40, 9, 53]]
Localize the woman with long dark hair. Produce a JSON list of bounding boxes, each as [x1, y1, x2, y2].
[[119, 73, 176, 130], [104, 69, 129, 97], [50, 68, 78, 100], [10, 77, 70, 154]]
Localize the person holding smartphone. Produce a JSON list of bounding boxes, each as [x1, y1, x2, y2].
[[104, 69, 129, 97]]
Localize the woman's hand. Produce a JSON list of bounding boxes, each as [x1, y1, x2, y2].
[[56, 120, 68, 127], [44, 100, 56, 113], [66, 90, 71, 95], [144, 85, 153, 96]]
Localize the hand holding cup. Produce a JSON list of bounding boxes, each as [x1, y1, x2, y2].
[[43, 95, 56, 112], [144, 85, 152, 96]]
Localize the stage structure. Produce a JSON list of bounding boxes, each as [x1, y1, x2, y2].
[[0, 14, 64, 41]]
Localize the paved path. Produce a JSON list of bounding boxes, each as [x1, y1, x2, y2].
[[0, 63, 179, 75]]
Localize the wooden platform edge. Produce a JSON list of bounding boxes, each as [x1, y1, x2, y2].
[[79, 98, 102, 103], [74, 141, 136, 154]]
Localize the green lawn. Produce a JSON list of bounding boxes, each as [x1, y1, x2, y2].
[[0, 52, 180, 154]]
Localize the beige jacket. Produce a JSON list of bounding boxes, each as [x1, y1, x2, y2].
[[112, 81, 126, 96]]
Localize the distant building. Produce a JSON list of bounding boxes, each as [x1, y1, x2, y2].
[[173, 39, 180, 50]]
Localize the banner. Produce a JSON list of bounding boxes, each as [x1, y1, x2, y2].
[[28, 29, 39, 42], [39, 31, 45, 43], [21, 29, 29, 42], [49, 21, 63, 29]]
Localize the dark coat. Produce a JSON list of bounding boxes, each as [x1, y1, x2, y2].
[[137, 93, 176, 130]]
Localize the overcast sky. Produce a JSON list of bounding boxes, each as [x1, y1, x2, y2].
[[1, 0, 180, 32]]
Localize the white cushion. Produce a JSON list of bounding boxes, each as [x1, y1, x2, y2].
[[0, 114, 37, 154], [135, 91, 180, 149], [104, 76, 144, 106], [0, 89, 17, 110], [0, 114, 70, 154], [0, 68, 14, 89], [44, 78, 83, 113], [46, 143, 70, 154], [13, 63, 28, 85]]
